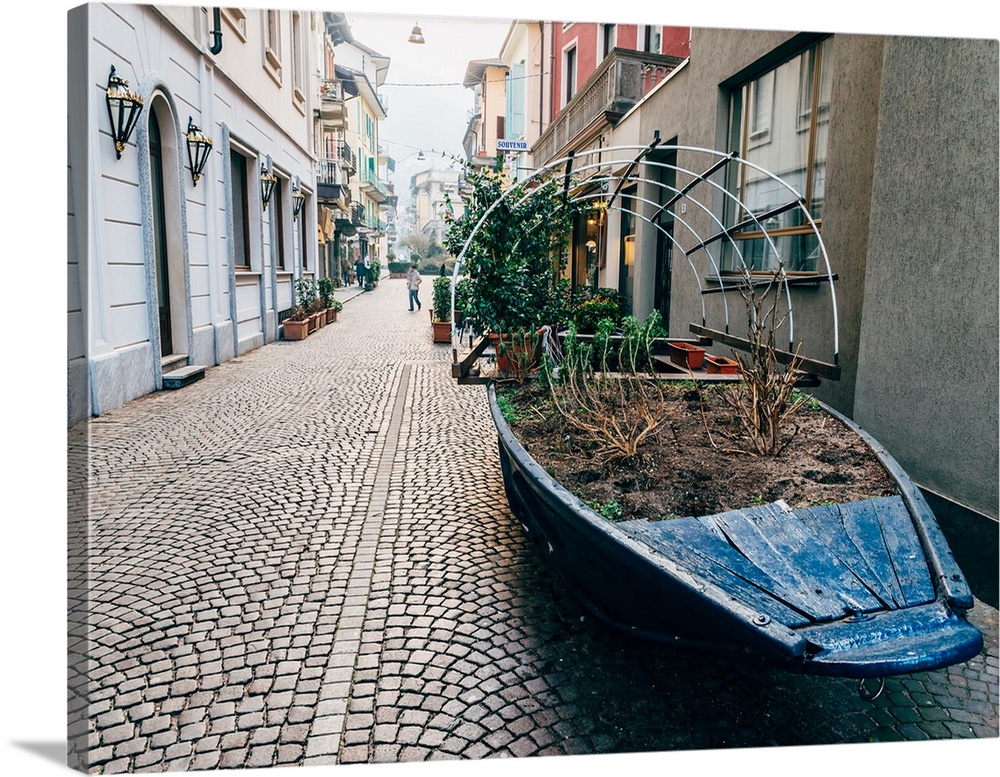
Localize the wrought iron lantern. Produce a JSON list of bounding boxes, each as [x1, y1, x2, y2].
[[185, 117, 213, 186], [260, 164, 278, 210], [292, 180, 306, 220], [105, 66, 144, 159], [408, 23, 425, 44]]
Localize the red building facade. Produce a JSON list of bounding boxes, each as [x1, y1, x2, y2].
[[548, 22, 690, 122]]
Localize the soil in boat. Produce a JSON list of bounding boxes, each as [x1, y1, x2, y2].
[[497, 382, 898, 522]]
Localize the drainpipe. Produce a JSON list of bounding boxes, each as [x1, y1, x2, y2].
[[538, 21, 545, 136], [209, 8, 223, 55], [548, 23, 555, 130]]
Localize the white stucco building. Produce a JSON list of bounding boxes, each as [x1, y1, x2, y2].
[[68, 4, 323, 424]]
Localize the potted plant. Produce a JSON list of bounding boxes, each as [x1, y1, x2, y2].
[[668, 341, 707, 370], [704, 353, 739, 374], [308, 295, 327, 329], [282, 306, 310, 340], [572, 295, 621, 335], [294, 278, 320, 331], [363, 257, 381, 291], [454, 276, 471, 328], [318, 277, 338, 323], [431, 276, 453, 344], [444, 158, 577, 374]]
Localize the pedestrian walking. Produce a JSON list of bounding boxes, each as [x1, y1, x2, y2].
[[355, 257, 366, 288], [406, 263, 422, 311]]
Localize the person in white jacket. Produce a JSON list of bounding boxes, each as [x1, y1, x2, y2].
[[406, 264, 423, 312]]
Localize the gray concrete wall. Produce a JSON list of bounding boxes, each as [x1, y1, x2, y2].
[[634, 29, 853, 387], [854, 36, 999, 521], [814, 35, 885, 415]]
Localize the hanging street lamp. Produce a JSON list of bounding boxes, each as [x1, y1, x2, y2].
[[408, 23, 425, 44], [105, 65, 144, 159], [185, 117, 213, 186]]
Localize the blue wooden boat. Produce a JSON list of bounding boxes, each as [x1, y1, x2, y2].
[[488, 385, 983, 683]]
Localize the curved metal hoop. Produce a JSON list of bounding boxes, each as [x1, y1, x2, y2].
[[449, 143, 839, 368]]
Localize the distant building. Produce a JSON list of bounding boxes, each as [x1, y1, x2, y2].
[[497, 22, 545, 180], [410, 168, 465, 246], [333, 32, 392, 273], [315, 12, 358, 285], [462, 58, 509, 168]]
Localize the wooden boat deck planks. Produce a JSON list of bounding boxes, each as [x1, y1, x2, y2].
[[797, 502, 896, 609], [708, 503, 875, 620], [871, 496, 938, 606], [620, 495, 938, 627], [618, 517, 813, 626]]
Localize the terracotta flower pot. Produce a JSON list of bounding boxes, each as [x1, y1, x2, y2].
[[668, 342, 706, 370], [283, 320, 309, 340], [490, 331, 543, 374], [432, 320, 452, 343], [704, 354, 739, 374]]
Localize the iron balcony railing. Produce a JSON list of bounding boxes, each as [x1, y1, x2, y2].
[[533, 48, 684, 166], [322, 137, 356, 172], [359, 169, 389, 201], [319, 78, 344, 104], [316, 158, 341, 186]]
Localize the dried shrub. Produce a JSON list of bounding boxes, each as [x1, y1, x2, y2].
[[713, 264, 810, 456], [545, 315, 671, 465]]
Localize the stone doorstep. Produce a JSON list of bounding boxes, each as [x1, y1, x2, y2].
[[162, 365, 207, 390]]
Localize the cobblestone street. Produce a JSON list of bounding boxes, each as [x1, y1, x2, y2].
[[67, 277, 998, 774]]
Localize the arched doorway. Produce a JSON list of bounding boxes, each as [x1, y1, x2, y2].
[[149, 109, 173, 356], [145, 98, 189, 365]]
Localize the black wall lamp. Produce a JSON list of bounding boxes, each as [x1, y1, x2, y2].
[[105, 65, 144, 159], [185, 117, 213, 186], [292, 178, 306, 220], [260, 163, 278, 210]]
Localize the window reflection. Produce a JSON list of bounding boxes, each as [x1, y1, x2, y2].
[[725, 37, 832, 273]]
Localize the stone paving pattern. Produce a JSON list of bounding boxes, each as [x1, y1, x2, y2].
[[68, 278, 999, 773]]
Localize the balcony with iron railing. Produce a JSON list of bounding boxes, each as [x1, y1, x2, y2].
[[342, 143, 356, 172], [319, 78, 346, 124], [316, 143, 352, 207], [533, 48, 684, 167], [321, 136, 356, 173], [358, 169, 390, 202]]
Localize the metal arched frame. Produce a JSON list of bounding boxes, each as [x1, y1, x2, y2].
[[449, 143, 839, 367]]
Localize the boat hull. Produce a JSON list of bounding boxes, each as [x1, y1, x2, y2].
[[488, 385, 983, 678]]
